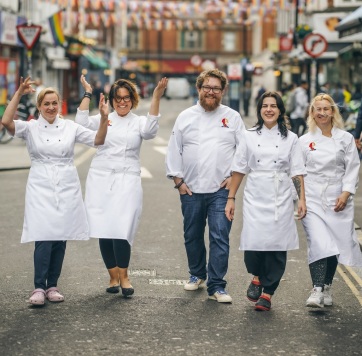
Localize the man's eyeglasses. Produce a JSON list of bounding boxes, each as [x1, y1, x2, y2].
[[114, 95, 131, 103], [201, 86, 222, 94]]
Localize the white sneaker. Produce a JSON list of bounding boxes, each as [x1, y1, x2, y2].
[[208, 290, 232, 303], [306, 287, 324, 308], [184, 275, 204, 291], [323, 284, 333, 306]]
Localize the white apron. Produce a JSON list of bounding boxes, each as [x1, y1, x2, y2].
[[14, 115, 97, 243], [300, 128, 362, 266], [75, 110, 159, 245], [232, 126, 306, 251]]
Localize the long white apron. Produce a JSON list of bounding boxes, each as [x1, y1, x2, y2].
[[23, 162, 89, 243], [302, 176, 362, 266], [85, 165, 142, 245], [241, 170, 298, 251]]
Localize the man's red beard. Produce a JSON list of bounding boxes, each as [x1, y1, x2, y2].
[[200, 95, 221, 111]]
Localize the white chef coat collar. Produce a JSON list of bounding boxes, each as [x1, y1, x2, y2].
[[112, 110, 133, 119], [312, 125, 342, 139], [37, 114, 61, 127]]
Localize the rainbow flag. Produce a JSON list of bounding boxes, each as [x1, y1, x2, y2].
[[48, 11, 65, 46]]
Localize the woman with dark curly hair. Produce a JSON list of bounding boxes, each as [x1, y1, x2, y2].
[[225, 91, 307, 311], [76, 75, 167, 297]]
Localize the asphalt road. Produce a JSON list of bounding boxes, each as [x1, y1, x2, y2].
[[0, 98, 361, 355]]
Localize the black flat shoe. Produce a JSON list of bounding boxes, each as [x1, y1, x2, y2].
[[255, 295, 271, 311], [106, 285, 120, 294], [247, 280, 262, 302], [121, 286, 134, 297]]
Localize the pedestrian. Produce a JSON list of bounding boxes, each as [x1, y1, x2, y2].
[[225, 91, 307, 311], [255, 85, 266, 106], [75, 75, 168, 297], [165, 69, 245, 303], [1, 76, 109, 306], [92, 80, 102, 107], [299, 93, 362, 308], [242, 80, 252, 117], [289, 80, 309, 137]]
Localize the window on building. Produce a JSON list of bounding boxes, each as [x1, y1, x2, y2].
[[180, 31, 203, 50], [223, 32, 236, 52], [127, 30, 140, 50]]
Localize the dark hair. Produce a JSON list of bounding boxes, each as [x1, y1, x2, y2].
[[255, 91, 290, 138], [108, 78, 139, 110]]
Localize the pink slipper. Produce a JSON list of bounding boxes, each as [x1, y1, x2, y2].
[[29, 289, 46, 305], [46, 287, 64, 302]]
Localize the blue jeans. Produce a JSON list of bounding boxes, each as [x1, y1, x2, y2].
[[34, 241, 67, 290], [180, 188, 232, 295]]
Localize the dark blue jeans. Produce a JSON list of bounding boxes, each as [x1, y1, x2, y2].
[[34, 241, 67, 290], [180, 188, 232, 295]]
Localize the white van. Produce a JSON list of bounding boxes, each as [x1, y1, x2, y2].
[[165, 78, 190, 100]]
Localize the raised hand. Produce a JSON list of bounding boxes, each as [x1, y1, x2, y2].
[[153, 77, 168, 99], [18, 77, 36, 96], [99, 93, 109, 121], [80, 74, 93, 93]]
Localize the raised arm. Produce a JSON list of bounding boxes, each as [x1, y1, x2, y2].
[[79, 75, 93, 111], [2, 77, 35, 136], [149, 77, 168, 116], [94, 93, 109, 146]]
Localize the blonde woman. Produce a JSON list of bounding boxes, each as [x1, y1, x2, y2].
[[299, 93, 362, 308]]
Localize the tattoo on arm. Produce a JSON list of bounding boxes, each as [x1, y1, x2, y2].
[[292, 176, 301, 199]]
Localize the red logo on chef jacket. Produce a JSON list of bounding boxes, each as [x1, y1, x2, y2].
[[309, 142, 316, 151], [108, 119, 112, 126], [221, 118, 229, 128]]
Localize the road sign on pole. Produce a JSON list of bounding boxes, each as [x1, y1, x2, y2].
[[303, 33, 327, 58], [16, 24, 42, 50]]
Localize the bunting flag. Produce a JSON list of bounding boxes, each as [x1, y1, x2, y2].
[[48, 11, 65, 46]]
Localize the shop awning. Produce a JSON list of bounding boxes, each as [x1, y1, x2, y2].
[[335, 6, 362, 40], [82, 47, 109, 69]]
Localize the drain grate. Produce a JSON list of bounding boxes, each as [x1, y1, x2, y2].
[[129, 269, 157, 277]]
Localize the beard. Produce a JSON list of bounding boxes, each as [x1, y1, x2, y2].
[[199, 94, 221, 112]]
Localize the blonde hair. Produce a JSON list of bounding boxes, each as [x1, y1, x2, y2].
[[306, 93, 344, 132], [36, 88, 61, 108]]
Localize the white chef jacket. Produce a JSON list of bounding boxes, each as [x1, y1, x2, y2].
[[165, 103, 245, 193], [299, 127, 362, 266], [232, 126, 306, 251], [75, 109, 160, 245], [14, 115, 97, 243]]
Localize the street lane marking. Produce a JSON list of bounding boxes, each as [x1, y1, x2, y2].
[[337, 265, 362, 306], [149, 279, 188, 286], [344, 265, 362, 287], [129, 269, 156, 277], [154, 146, 167, 155], [74, 147, 96, 167]]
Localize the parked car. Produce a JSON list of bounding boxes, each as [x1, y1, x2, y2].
[[165, 78, 190, 100]]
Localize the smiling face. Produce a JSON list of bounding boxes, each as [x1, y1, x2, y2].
[[260, 96, 280, 129], [112, 87, 132, 117], [38, 93, 59, 123], [312, 99, 333, 129], [198, 77, 224, 112]]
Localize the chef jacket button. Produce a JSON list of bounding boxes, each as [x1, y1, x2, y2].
[[257, 160, 260, 162], [276, 145, 278, 148], [47, 139, 49, 141], [45, 126, 47, 128], [59, 139, 61, 141], [258, 144, 260, 147], [274, 161, 276, 163], [56, 126, 58, 128], [277, 133, 280, 135]]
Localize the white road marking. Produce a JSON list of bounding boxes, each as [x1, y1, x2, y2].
[[154, 146, 167, 155], [141, 166, 153, 178]]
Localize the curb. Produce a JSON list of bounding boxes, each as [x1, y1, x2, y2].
[[355, 223, 362, 251]]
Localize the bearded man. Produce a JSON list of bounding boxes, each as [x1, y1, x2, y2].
[[166, 69, 245, 303]]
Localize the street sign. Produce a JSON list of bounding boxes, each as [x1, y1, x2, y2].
[[16, 24, 42, 50], [303, 33, 327, 58], [227, 63, 241, 80]]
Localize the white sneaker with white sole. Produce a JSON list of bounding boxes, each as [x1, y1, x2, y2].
[[184, 275, 204, 291], [323, 284, 333, 306], [208, 290, 232, 303], [306, 287, 324, 308]]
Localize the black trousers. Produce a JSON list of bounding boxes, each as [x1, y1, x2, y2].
[[34, 241, 67, 290], [244, 251, 287, 295], [99, 239, 131, 269], [309, 255, 338, 288]]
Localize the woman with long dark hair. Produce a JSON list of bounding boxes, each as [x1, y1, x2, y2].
[[225, 91, 307, 311]]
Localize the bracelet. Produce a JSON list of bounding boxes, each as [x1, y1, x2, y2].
[[174, 179, 185, 189], [83, 92, 92, 99], [227, 197, 235, 200]]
